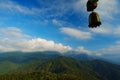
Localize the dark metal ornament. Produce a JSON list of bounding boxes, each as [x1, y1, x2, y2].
[[89, 12, 101, 28], [87, 1, 98, 12], [89, 0, 98, 3]]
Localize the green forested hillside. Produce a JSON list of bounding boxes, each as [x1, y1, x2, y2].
[[0, 61, 20, 74], [0, 56, 120, 80], [84, 60, 120, 80], [0, 51, 60, 75]]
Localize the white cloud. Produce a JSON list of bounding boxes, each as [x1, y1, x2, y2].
[[0, 27, 30, 39], [52, 19, 73, 27], [90, 24, 112, 34], [96, 46, 120, 55], [21, 38, 72, 53], [90, 24, 120, 36], [36, 0, 75, 17], [96, 0, 119, 19], [0, 0, 119, 20], [95, 41, 120, 56], [116, 41, 120, 44], [75, 46, 92, 55], [0, 0, 45, 17], [60, 27, 92, 40], [95, 53, 102, 56], [113, 27, 120, 35], [0, 1, 33, 14], [73, 0, 87, 14], [0, 0, 74, 18], [0, 27, 72, 53], [73, 0, 119, 19], [0, 27, 93, 54], [93, 41, 120, 61], [52, 19, 62, 26], [90, 27, 110, 34]]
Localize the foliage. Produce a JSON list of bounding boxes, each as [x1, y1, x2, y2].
[[0, 52, 120, 80]]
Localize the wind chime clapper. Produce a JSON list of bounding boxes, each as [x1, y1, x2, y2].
[[86, 0, 101, 28]]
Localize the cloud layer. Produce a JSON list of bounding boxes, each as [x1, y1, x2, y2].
[[0, 0, 120, 59], [0, 27, 92, 55], [96, 41, 120, 55], [96, 0, 119, 19], [90, 24, 120, 37], [75, 46, 91, 55], [0, 27, 72, 53], [60, 27, 92, 40]]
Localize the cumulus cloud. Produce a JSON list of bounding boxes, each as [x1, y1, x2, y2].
[[75, 46, 91, 55], [21, 38, 72, 53], [0, 27, 72, 53], [60, 27, 92, 40]]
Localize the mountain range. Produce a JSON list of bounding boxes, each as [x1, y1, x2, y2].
[[0, 51, 120, 80]]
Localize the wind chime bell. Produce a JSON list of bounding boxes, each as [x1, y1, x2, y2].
[[87, 0, 98, 11], [89, 0, 98, 3], [89, 12, 101, 28]]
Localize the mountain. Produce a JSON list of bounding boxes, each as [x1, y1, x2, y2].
[[0, 57, 101, 80], [65, 51, 120, 65], [0, 51, 61, 63], [29, 57, 120, 80], [99, 54, 120, 65], [0, 51, 61, 74], [0, 51, 120, 80], [1, 51, 118, 64], [84, 60, 120, 80], [0, 61, 19, 74], [0, 56, 120, 80], [64, 51, 95, 60]]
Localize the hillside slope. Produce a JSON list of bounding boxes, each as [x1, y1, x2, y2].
[[0, 56, 120, 80]]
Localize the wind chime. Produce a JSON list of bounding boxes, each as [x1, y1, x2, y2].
[[87, 0, 101, 28]]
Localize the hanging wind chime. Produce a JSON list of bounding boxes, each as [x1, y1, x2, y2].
[[86, 0, 101, 28]]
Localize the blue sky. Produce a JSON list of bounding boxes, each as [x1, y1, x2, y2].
[[0, 0, 120, 58]]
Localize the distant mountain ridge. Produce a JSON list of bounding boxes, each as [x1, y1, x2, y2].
[[0, 51, 61, 63], [0, 56, 120, 80], [64, 51, 95, 60], [0, 51, 119, 64], [0, 51, 120, 80], [0, 51, 97, 63]]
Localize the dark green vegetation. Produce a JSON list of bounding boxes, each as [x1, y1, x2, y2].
[[0, 51, 60, 74], [0, 51, 120, 80]]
